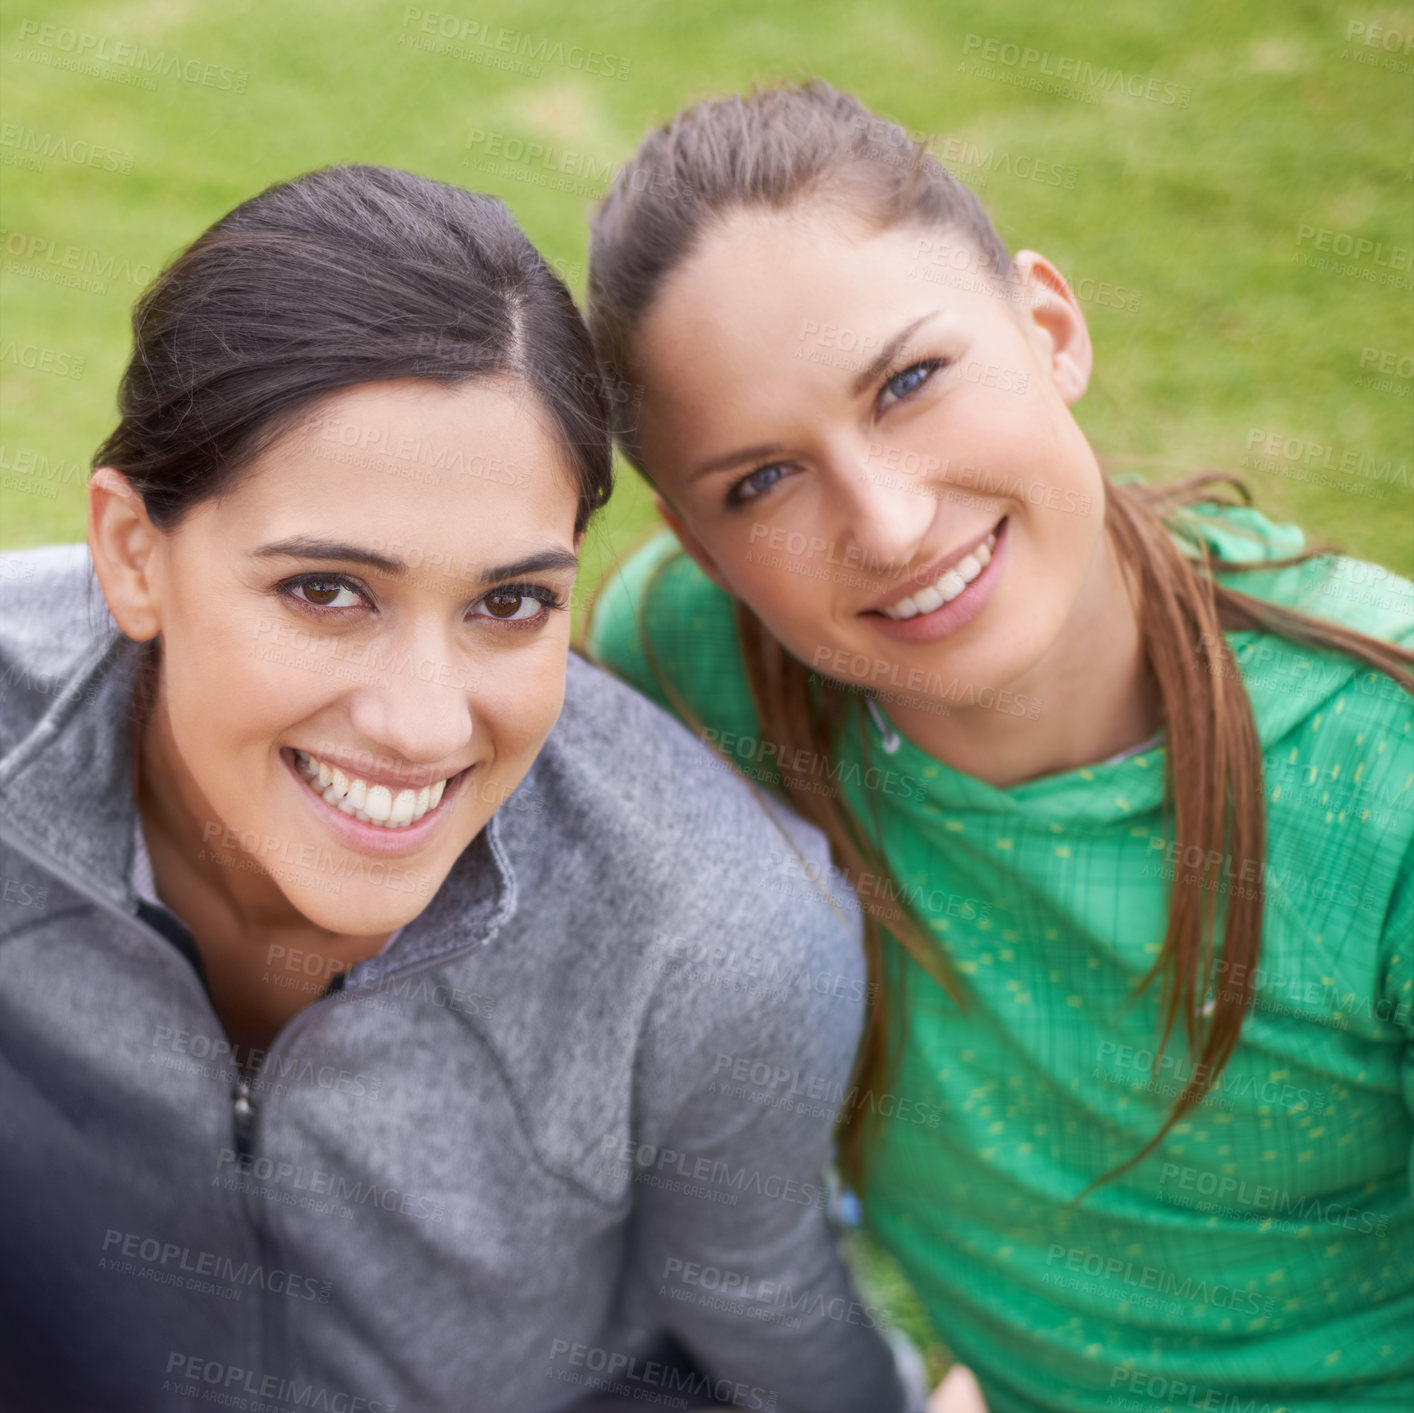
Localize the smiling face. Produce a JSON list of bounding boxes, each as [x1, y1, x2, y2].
[[632, 205, 1112, 719], [119, 378, 580, 938]]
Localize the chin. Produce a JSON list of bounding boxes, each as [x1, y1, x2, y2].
[[289, 888, 426, 939]]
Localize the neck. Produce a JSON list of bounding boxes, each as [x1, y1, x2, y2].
[[884, 528, 1162, 787]]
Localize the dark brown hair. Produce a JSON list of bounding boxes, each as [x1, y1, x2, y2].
[[585, 81, 1414, 1192], [97, 164, 612, 534]]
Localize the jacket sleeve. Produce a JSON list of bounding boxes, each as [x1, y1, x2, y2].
[[619, 798, 919, 1413]]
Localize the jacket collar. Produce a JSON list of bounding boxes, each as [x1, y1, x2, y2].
[[0, 625, 518, 977]]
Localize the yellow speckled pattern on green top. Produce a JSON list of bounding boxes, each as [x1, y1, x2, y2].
[[588, 506, 1414, 1412]]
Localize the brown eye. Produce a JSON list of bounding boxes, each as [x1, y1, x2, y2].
[[302, 579, 346, 606], [284, 576, 363, 611], [483, 590, 526, 619], [473, 587, 552, 623]]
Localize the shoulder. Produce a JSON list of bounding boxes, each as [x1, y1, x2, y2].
[[1258, 641, 1413, 842], [521, 650, 864, 1013], [1177, 501, 1414, 646], [548, 651, 845, 912], [1160, 501, 1414, 892], [1169, 509, 1414, 1005], [586, 529, 761, 743], [1169, 501, 1413, 742], [0, 544, 115, 756], [1207, 505, 1414, 948], [466, 654, 864, 1182], [0, 542, 105, 650]]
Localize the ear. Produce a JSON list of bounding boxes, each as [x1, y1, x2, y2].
[[88, 467, 164, 642], [1010, 250, 1093, 405], [652, 492, 732, 595]]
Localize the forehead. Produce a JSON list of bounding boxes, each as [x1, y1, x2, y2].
[[197, 378, 580, 552], [656, 207, 1001, 341], [633, 208, 1009, 447]]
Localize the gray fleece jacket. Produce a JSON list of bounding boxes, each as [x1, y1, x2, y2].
[[0, 545, 914, 1413]]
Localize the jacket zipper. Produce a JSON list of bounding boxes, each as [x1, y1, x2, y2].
[[4, 819, 498, 1393], [220, 939, 492, 1386], [1, 821, 277, 1373], [233, 1075, 257, 1159], [0, 821, 494, 1134]]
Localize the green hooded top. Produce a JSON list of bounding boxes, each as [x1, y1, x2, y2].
[[588, 503, 1414, 1413]]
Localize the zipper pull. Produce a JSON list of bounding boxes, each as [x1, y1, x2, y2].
[[865, 694, 901, 755], [233, 1076, 256, 1159]]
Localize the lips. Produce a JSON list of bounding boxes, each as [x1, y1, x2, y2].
[[859, 517, 1009, 644], [872, 524, 1001, 621], [292, 749, 450, 828], [281, 747, 472, 858]]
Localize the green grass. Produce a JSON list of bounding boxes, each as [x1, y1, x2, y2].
[[2, 0, 1410, 582], [848, 1227, 955, 1385], [2, 0, 1410, 1374]]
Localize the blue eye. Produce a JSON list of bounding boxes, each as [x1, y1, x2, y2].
[[879, 359, 944, 410], [727, 462, 793, 507]]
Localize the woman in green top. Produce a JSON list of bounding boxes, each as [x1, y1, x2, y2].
[[581, 82, 1414, 1412]]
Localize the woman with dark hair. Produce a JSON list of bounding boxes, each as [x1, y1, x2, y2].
[[0, 165, 918, 1413]]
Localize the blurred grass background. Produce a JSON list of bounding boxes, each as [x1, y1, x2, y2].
[[2, 0, 1410, 585], [2, 0, 1411, 1378]]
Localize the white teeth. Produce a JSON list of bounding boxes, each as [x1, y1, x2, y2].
[[389, 789, 417, 827], [291, 750, 453, 830], [878, 526, 1000, 621]]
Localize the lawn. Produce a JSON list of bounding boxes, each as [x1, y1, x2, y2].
[[2, 0, 1410, 1381], [2, 1, 1410, 582]]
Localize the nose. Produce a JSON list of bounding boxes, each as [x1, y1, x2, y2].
[[825, 439, 935, 572], [344, 623, 476, 770]]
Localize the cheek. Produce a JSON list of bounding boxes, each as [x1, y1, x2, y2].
[[472, 646, 569, 762], [933, 357, 1090, 478], [977, 506, 1106, 680], [1011, 483, 1106, 581], [160, 603, 341, 823], [720, 550, 839, 662], [163, 607, 298, 750]]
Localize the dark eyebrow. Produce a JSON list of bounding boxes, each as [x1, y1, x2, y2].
[[848, 312, 940, 397], [252, 537, 578, 586], [483, 550, 580, 582]]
